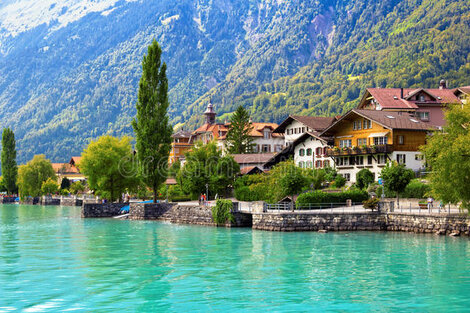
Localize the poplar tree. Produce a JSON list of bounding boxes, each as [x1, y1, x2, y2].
[[1, 128, 18, 194], [132, 40, 173, 203], [225, 105, 255, 154]]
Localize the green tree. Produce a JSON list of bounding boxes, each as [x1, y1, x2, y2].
[[278, 162, 307, 210], [423, 103, 470, 210], [0, 176, 7, 193], [225, 105, 255, 154], [356, 168, 375, 190], [178, 141, 239, 199], [80, 135, 139, 202], [60, 177, 71, 190], [1, 128, 17, 194], [132, 39, 173, 203], [70, 181, 86, 195], [41, 178, 59, 195], [17, 155, 56, 197], [380, 162, 414, 208]]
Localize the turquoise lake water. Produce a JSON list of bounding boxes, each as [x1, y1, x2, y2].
[[0, 204, 469, 312]]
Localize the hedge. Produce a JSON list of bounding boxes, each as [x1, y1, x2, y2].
[[296, 190, 369, 205], [401, 180, 430, 199]]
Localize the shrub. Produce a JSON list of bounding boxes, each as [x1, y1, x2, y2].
[[356, 169, 375, 189], [401, 180, 430, 199], [211, 199, 234, 225], [296, 190, 369, 205], [235, 186, 256, 201], [333, 175, 346, 188], [60, 188, 69, 196], [363, 198, 380, 211], [170, 195, 192, 202]]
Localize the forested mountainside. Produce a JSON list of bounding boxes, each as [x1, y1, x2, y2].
[[0, 0, 469, 163]]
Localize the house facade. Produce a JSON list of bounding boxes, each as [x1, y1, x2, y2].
[[169, 130, 192, 164], [292, 132, 334, 169], [191, 102, 284, 154], [52, 157, 86, 184], [357, 81, 462, 127], [321, 109, 435, 183], [273, 115, 337, 145]]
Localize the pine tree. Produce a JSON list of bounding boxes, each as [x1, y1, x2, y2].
[[132, 40, 173, 203], [1, 128, 17, 194], [225, 105, 255, 154]]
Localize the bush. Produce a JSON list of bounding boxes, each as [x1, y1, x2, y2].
[[333, 175, 346, 188], [60, 189, 70, 196], [211, 199, 234, 225], [363, 198, 380, 211], [296, 190, 369, 205], [170, 195, 192, 202], [235, 186, 256, 201], [401, 180, 430, 199], [356, 169, 375, 189]]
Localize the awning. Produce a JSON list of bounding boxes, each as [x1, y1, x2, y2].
[[368, 132, 390, 138]]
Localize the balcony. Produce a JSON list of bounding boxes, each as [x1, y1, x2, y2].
[[326, 144, 393, 157]]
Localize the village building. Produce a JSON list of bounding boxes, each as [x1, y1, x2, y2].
[[169, 130, 192, 164], [232, 153, 275, 175], [454, 86, 470, 105], [292, 132, 334, 169], [356, 80, 462, 127], [272, 115, 337, 145], [52, 156, 86, 184], [190, 102, 284, 154], [320, 109, 436, 183]]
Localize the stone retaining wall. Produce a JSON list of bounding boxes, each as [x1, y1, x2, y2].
[[60, 198, 83, 206], [0, 196, 17, 204], [129, 203, 252, 227], [20, 197, 40, 205], [81, 203, 128, 218], [386, 213, 470, 236], [252, 212, 386, 232]]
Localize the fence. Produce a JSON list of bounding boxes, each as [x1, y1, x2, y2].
[[263, 202, 365, 213]]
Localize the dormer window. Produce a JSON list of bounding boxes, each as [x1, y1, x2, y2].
[[419, 95, 425, 101], [264, 128, 272, 139]]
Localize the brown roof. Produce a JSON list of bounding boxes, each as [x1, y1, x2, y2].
[[273, 116, 336, 133], [52, 163, 80, 174], [456, 86, 470, 95], [362, 88, 461, 110], [232, 153, 276, 165], [219, 122, 283, 139], [70, 157, 82, 165], [172, 130, 192, 139], [321, 109, 437, 136], [192, 123, 229, 140], [240, 166, 264, 175]]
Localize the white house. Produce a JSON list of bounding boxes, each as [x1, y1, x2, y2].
[[273, 115, 337, 145], [292, 132, 334, 169]]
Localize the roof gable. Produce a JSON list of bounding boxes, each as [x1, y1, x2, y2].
[[273, 115, 336, 133]]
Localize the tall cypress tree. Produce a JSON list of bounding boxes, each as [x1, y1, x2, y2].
[[132, 40, 173, 203], [226, 105, 255, 154], [1, 128, 18, 195]]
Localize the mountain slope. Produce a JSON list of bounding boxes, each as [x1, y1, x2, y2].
[[188, 0, 470, 127], [0, 0, 469, 164]]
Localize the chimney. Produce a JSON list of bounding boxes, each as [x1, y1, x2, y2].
[[400, 88, 404, 99], [439, 79, 447, 90]]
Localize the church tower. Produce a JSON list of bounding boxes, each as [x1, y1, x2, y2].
[[204, 100, 216, 125]]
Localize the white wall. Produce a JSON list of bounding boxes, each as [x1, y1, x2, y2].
[[293, 136, 333, 169], [284, 120, 309, 144]]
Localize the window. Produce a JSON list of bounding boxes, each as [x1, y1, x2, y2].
[[398, 135, 404, 145], [299, 148, 305, 156], [373, 136, 388, 145], [324, 160, 330, 168], [264, 129, 271, 139], [339, 139, 352, 148], [338, 157, 349, 166], [306, 148, 312, 156], [419, 95, 425, 101], [367, 155, 373, 165], [363, 120, 372, 129], [357, 138, 367, 146], [343, 173, 351, 182], [378, 155, 387, 164], [356, 156, 364, 165], [262, 145, 271, 153], [315, 160, 323, 168], [416, 112, 429, 121], [415, 154, 424, 161], [306, 161, 313, 168], [298, 161, 304, 168], [275, 145, 283, 152], [323, 147, 328, 155], [316, 147, 322, 156], [397, 154, 406, 164], [353, 121, 358, 130], [301, 127, 305, 133]]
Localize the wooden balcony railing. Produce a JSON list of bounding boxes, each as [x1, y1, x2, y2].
[[326, 144, 393, 156]]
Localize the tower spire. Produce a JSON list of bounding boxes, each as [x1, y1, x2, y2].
[[204, 98, 216, 125]]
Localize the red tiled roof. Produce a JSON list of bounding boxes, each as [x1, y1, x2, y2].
[[232, 153, 276, 165], [240, 166, 264, 175], [363, 88, 461, 110], [52, 163, 80, 174]]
